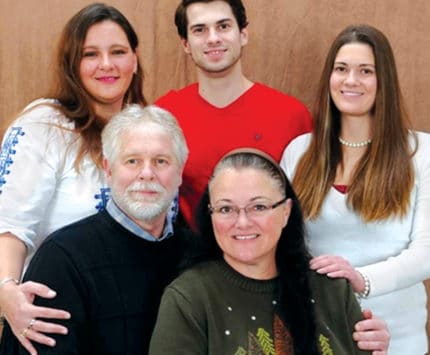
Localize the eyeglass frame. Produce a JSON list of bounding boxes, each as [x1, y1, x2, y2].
[[208, 196, 288, 219]]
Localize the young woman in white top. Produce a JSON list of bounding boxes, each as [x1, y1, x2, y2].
[[281, 24, 430, 354]]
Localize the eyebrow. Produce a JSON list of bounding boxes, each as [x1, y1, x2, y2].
[[211, 196, 271, 204], [334, 61, 375, 67], [189, 18, 233, 29]]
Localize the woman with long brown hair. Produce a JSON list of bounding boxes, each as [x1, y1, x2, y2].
[[0, 3, 145, 353], [281, 24, 430, 354]]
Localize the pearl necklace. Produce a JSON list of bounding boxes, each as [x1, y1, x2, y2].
[[339, 137, 372, 148]]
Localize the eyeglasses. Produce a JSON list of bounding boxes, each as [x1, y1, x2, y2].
[[208, 197, 288, 220]]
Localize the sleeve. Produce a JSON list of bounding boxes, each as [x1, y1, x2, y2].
[[0, 105, 69, 251], [279, 133, 311, 181], [313, 275, 370, 355], [357, 133, 430, 296], [18, 239, 90, 354], [149, 285, 207, 355], [343, 282, 371, 355]]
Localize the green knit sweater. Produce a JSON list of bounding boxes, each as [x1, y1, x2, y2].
[[149, 260, 370, 355]]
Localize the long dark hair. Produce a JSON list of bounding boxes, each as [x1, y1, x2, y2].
[[293, 24, 415, 221], [194, 148, 319, 355], [48, 3, 146, 170]]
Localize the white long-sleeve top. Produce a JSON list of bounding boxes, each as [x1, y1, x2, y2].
[[0, 99, 109, 263], [280, 131, 430, 354]]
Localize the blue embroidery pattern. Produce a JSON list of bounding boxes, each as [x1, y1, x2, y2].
[[0, 127, 25, 193], [169, 193, 179, 222], [95, 187, 111, 211]]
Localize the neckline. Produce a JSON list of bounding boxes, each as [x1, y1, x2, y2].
[[196, 82, 257, 110], [214, 259, 278, 294]]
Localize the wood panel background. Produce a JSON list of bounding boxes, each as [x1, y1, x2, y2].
[[1, 0, 429, 345]]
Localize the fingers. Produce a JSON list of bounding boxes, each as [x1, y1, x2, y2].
[[15, 317, 69, 352], [310, 255, 352, 277], [362, 309, 373, 320], [354, 315, 390, 352], [29, 317, 69, 335], [20, 281, 57, 299], [20, 326, 58, 347], [2, 283, 71, 349], [31, 305, 71, 321], [310, 255, 348, 270], [17, 332, 38, 355], [353, 328, 389, 351]]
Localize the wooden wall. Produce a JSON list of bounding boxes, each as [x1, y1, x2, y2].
[[1, 0, 429, 346], [0, 0, 429, 134]]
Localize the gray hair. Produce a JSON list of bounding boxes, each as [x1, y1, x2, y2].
[[102, 104, 188, 167], [209, 148, 286, 195]]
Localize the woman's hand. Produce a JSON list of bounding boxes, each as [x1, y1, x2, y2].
[[309, 254, 366, 293], [0, 281, 70, 355], [354, 309, 390, 355]]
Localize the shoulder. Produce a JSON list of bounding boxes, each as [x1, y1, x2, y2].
[[43, 212, 110, 251], [251, 83, 308, 109], [412, 130, 430, 155], [3, 99, 75, 147], [155, 84, 198, 108], [166, 261, 218, 297], [280, 133, 312, 178], [410, 130, 430, 175], [16, 99, 73, 128], [286, 132, 312, 151], [308, 271, 351, 301]]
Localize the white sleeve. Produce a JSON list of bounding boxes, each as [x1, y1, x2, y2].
[[358, 132, 430, 297], [0, 104, 71, 251], [279, 133, 311, 181]]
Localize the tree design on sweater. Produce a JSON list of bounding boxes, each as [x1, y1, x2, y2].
[[234, 314, 293, 355]]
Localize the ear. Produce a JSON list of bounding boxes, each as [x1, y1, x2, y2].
[[281, 198, 293, 228], [240, 26, 249, 47], [133, 52, 138, 74], [103, 157, 113, 183], [180, 38, 191, 54]]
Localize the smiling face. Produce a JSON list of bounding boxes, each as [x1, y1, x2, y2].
[[181, 0, 248, 76], [79, 20, 137, 114], [329, 43, 377, 120], [104, 122, 182, 229], [209, 167, 291, 279]]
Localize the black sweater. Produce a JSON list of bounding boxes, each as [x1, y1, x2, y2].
[[0, 210, 193, 355]]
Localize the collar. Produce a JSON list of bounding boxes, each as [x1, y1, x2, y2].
[[106, 199, 174, 242]]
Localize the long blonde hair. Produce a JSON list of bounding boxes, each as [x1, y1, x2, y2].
[[293, 24, 416, 222]]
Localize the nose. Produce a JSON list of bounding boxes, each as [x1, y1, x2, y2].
[[99, 53, 113, 70], [234, 208, 253, 227], [207, 27, 221, 44], [344, 69, 359, 85], [137, 163, 155, 181]]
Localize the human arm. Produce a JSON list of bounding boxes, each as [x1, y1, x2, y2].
[[0, 104, 74, 352], [3, 239, 91, 354], [355, 133, 430, 296], [149, 286, 207, 355], [353, 309, 389, 355], [309, 134, 430, 297], [310, 255, 367, 293], [0, 234, 70, 355]]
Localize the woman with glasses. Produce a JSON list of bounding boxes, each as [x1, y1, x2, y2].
[[149, 148, 372, 355]]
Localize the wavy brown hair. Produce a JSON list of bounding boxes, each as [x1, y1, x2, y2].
[[47, 3, 146, 170], [293, 24, 416, 222]]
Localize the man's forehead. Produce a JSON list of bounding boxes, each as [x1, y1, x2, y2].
[[186, 1, 235, 26]]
